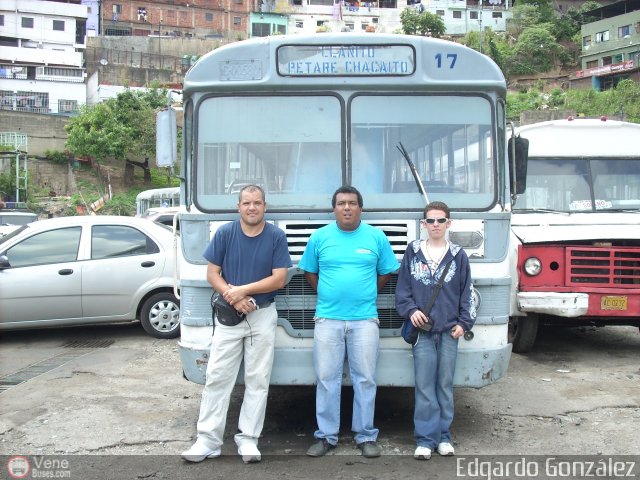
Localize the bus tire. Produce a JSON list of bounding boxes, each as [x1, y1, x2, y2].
[[140, 292, 180, 339], [508, 314, 539, 353]]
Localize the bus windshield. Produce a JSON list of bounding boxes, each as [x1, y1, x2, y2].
[[195, 94, 496, 211], [516, 157, 640, 212]]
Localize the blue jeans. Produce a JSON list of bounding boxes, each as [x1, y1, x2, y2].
[[413, 330, 459, 449], [313, 318, 380, 445]]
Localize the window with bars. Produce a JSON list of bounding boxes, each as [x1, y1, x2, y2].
[[43, 67, 83, 77], [58, 99, 78, 113], [16, 91, 49, 111], [0, 90, 15, 110]]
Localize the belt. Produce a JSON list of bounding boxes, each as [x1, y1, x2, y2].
[[250, 299, 274, 310]]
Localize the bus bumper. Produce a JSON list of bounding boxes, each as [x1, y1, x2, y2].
[[517, 292, 588, 317], [178, 342, 511, 389]]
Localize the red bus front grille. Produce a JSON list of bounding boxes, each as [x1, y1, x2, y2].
[[567, 247, 640, 288]]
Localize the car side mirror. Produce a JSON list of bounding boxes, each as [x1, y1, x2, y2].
[[0, 255, 10, 269]]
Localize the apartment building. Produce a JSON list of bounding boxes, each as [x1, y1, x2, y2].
[[277, 0, 511, 36], [573, 0, 640, 90], [98, 0, 511, 41], [100, 0, 251, 39], [0, 0, 88, 114]]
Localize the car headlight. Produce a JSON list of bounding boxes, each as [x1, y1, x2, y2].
[[524, 257, 542, 276]]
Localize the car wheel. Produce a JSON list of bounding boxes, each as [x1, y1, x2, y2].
[[140, 292, 180, 339], [508, 314, 539, 353]]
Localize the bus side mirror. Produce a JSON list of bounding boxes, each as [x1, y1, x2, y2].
[[156, 107, 177, 167], [509, 135, 529, 195]]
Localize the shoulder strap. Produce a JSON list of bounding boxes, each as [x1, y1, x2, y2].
[[423, 258, 453, 314]]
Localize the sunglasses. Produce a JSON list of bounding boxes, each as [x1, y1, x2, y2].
[[423, 217, 448, 225]]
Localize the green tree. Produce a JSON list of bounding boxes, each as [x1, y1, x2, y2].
[[506, 4, 541, 37], [65, 86, 168, 185], [551, 2, 601, 42], [508, 25, 565, 74], [516, 0, 555, 23], [400, 8, 446, 38], [461, 29, 511, 75]]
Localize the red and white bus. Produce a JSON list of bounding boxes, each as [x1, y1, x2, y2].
[[508, 117, 640, 352]]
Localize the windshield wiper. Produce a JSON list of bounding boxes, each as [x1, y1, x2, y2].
[[514, 208, 569, 215], [396, 142, 429, 206]]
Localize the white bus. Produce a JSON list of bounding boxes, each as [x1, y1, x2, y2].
[[135, 187, 180, 216], [508, 118, 640, 352], [158, 33, 528, 388]]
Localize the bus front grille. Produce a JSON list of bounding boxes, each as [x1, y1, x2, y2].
[[275, 273, 404, 331], [280, 220, 412, 262], [568, 246, 640, 287]]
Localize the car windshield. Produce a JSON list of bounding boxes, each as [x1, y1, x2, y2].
[[0, 224, 29, 245]]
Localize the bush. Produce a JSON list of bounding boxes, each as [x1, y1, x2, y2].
[[45, 150, 69, 165]]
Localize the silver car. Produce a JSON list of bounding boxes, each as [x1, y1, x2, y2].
[[0, 215, 180, 339]]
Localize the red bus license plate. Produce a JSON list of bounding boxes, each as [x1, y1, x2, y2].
[[601, 296, 627, 311]]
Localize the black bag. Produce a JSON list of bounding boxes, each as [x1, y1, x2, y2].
[[211, 293, 246, 326], [400, 259, 453, 345]]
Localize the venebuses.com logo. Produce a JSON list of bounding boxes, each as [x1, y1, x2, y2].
[[6, 456, 30, 479], [6, 455, 71, 479]]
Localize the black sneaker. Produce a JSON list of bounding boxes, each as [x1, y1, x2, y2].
[[357, 441, 381, 458], [306, 439, 334, 457]]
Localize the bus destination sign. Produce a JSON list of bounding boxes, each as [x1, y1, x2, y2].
[[278, 44, 415, 76]]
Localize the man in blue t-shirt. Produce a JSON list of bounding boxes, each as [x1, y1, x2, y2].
[[182, 185, 292, 464], [299, 185, 399, 459]]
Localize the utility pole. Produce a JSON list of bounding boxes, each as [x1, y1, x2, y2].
[[158, 19, 162, 69], [479, 0, 483, 54]]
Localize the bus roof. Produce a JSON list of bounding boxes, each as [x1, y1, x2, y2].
[[135, 187, 180, 202], [515, 118, 640, 158], [183, 33, 506, 94]]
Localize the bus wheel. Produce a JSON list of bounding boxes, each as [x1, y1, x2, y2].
[[140, 292, 180, 339], [508, 314, 539, 353]]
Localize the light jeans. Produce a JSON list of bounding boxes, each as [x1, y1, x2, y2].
[[412, 330, 459, 449], [313, 317, 380, 445], [195, 303, 277, 450]]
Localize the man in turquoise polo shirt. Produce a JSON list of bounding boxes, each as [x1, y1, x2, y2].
[[300, 185, 399, 458]]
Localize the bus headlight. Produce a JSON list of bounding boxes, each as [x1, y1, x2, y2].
[[524, 257, 542, 276], [449, 231, 483, 249]]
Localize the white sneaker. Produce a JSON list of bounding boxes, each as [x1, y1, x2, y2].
[[181, 439, 221, 462], [414, 446, 432, 460], [238, 443, 261, 464], [437, 442, 455, 456]]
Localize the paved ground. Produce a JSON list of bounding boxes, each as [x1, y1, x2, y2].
[[0, 323, 639, 479]]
